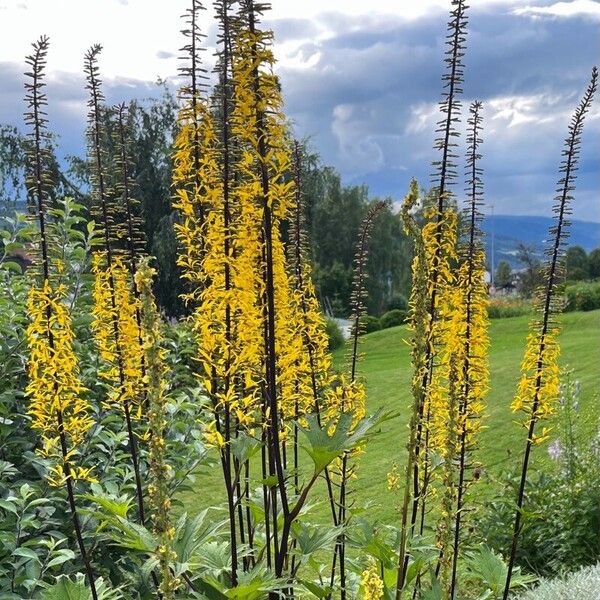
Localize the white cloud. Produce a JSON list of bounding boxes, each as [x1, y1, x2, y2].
[[487, 93, 568, 127], [514, 0, 600, 19], [0, 0, 527, 81], [331, 103, 386, 175]]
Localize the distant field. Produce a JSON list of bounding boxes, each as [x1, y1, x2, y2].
[[181, 310, 600, 524]]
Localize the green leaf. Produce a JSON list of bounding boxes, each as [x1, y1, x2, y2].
[[194, 578, 229, 600], [42, 576, 92, 600], [299, 579, 333, 598], [230, 433, 261, 464], [47, 550, 76, 568], [0, 499, 18, 514], [13, 547, 40, 562], [1, 261, 22, 274], [82, 494, 132, 519], [299, 409, 392, 475]]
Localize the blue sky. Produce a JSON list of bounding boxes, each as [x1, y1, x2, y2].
[[0, 0, 598, 221]]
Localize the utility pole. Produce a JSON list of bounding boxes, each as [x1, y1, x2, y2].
[[490, 204, 495, 287]]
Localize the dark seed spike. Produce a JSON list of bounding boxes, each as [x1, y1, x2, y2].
[[23, 35, 53, 281]]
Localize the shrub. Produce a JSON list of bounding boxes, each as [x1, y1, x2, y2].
[[379, 309, 407, 329], [471, 375, 600, 576], [361, 315, 381, 334], [564, 280, 600, 312], [325, 318, 345, 351], [386, 294, 408, 312], [487, 298, 533, 319], [519, 564, 600, 600]]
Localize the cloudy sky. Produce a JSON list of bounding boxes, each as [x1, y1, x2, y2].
[[0, 0, 599, 221]]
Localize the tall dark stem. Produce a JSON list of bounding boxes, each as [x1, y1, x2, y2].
[[214, 0, 239, 584], [84, 49, 158, 596], [450, 100, 484, 598], [290, 142, 338, 525], [412, 0, 468, 560], [502, 67, 597, 600], [25, 36, 98, 599], [115, 104, 147, 404], [244, 1, 290, 580], [329, 202, 386, 599]]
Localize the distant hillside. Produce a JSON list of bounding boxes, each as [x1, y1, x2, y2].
[[481, 215, 599, 270]]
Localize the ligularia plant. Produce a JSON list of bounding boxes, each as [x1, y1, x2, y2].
[[503, 66, 598, 600], [23, 36, 99, 599]]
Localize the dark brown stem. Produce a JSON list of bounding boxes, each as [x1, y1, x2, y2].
[[291, 142, 338, 526], [449, 100, 483, 599], [58, 413, 99, 600], [25, 37, 98, 599], [412, 0, 468, 567], [502, 67, 597, 600], [244, 2, 289, 581]]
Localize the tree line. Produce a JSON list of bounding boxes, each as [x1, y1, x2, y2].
[[0, 85, 414, 319]]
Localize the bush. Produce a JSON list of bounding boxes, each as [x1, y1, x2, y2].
[[471, 375, 600, 576], [487, 298, 532, 319], [360, 315, 381, 334], [325, 318, 345, 351], [519, 564, 600, 600], [386, 294, 408, 312], [564, 280, 600, 312], [379, 309, 407, 329]]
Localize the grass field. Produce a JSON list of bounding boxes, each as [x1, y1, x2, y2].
[[181, 310, 600, 524]]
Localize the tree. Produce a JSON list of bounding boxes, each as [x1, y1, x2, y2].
[[301, 152, 412, 316], [516, 243, 543, 298], [495, 260, 512, 289], [565, 245, 588, 281], [588, 248, 600, 280]]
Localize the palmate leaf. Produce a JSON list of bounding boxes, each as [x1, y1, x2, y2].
[[298, 579, 333, 599], [465, 546, 537, 596], [298, 409, 393, 475], [82, 493, 133, 519], [41, 575, 121, 600], [83, 498, 156, 552], [195, 568, 285, 600]]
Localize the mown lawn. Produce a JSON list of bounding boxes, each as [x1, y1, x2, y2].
[[180, 310, 600, 524]]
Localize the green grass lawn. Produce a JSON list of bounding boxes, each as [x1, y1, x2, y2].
[[181, 310, 600, 524]]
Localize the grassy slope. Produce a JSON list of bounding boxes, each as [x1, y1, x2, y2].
[[181, 310, 600, 524], [332, 310, 600, 523]]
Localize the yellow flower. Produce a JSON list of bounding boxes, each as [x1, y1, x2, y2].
[[26, 280, 94, 485], [512, 328, 561, 431], [91, 253, 145, 416], [361, 563, 384, 600], [387, 463, 400, 491]]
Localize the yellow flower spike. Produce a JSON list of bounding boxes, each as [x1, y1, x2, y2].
[[26, 280, 94, 485], [91, 253, 145, 418], [360, 562, 384, 600]]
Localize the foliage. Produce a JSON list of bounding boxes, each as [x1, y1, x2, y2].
[[361, 315, 382, 334], [588, 248, 600, 280], [515, 244, 543, 299], [325, 317, 345, 351], [379, 309, 407, 330], [565, 245, 589, 281], [472, 375, 600, 577], [518, 564, 600, 600], [494, 261, 512, 289], [563, 280, 600, 312], [487, 298, 532, 319]]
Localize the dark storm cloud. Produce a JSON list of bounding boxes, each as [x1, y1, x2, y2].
[[268, 7, 599, 220]]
